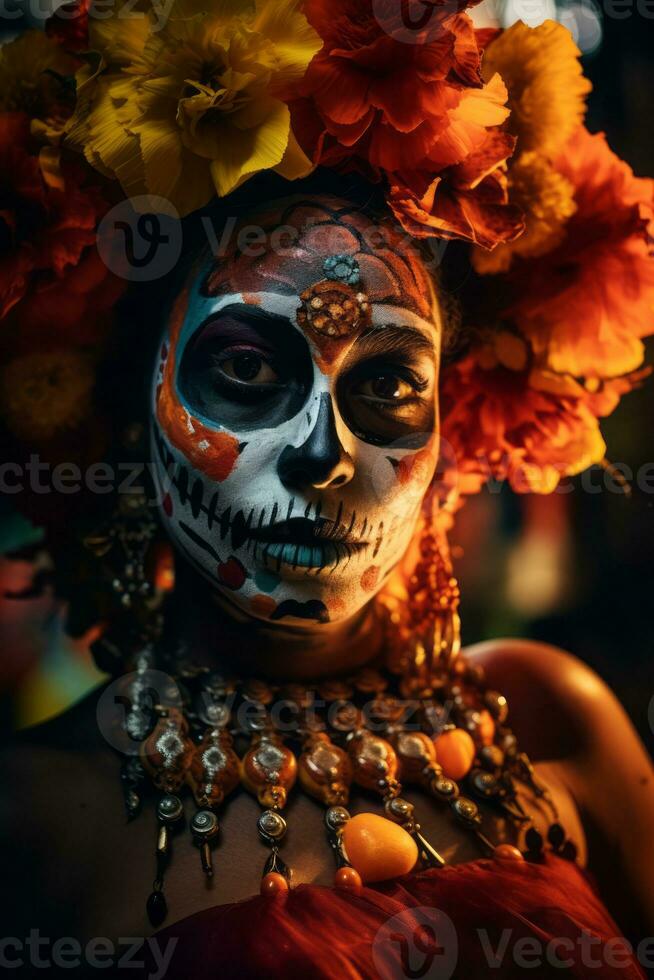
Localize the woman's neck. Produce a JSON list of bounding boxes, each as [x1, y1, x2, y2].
[[170, 569, 385, 682]]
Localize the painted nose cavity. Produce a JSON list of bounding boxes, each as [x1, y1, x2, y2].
[[277, 393, 355, 492]]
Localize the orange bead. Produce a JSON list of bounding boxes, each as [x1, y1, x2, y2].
[[493, 844, 525, 862], [334, 866, 363, 892], [260, 872, 289, 896], [433, 729, 475, 781], [341, 812, 418, 883], [478, 710, 495, 746]]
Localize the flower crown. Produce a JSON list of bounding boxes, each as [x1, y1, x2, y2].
[[1, 0, 653, 504]]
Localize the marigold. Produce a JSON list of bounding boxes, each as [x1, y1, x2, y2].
[[473, 151, 577, 273], [474, 20, 590, 271], [388, 121, 523, 249], [67, 0, 321, 216], [440, 354, 607, 495], [482, 20, 591, 156], [0, 350, 95, 442], [293, 0, 524, 247], [505, 128, 654, 379]]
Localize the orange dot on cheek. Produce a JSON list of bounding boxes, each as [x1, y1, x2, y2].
[[329, 597, 347, 617], [360, 566, 380, 592], [250, 595, 277, 618]]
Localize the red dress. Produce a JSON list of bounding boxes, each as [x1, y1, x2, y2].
[[142, 854, 646, 979]]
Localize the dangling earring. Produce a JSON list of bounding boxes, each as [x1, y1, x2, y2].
[[72, 422, 176, 675], [402, 492, 461, 692]]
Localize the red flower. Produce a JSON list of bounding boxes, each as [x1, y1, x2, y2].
[[504, 128, 654, 379], [293, 0, 523, 246], [388, 130, 522, 248], [0, 112, 112, 321], [45, 0, 90, 53]]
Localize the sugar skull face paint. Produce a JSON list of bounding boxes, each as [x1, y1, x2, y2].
[[151, 196, 441, 626]]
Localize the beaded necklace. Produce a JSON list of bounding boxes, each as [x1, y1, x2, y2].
[[85, 491, 577, 927], [114, 605, 577, 929]]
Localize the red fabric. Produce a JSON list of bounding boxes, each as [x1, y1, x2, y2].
[[145, 855, 646, 979]]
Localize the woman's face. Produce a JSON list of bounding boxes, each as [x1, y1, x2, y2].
[[151, 196, 441, 626]]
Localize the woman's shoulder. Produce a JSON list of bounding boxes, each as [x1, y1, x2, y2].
[[465, 636, 654, 934], [463, 637, 631, 760]]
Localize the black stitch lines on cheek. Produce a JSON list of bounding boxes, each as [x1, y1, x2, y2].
[[154, 420, 407, 577]]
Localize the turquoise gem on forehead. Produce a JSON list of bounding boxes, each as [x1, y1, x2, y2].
[[323, 254, 360, 286]]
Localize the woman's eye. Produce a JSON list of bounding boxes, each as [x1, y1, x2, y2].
[[357, 373, 417, 402], [217, 352, 279, 385]]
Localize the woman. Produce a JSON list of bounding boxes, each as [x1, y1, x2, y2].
[[1, 1, 653, 977]]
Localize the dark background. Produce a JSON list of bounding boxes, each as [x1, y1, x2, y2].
[[0, 3, 653, 753]]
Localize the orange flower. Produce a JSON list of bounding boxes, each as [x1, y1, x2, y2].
[[293, 0, 523, 247], [505, 128, 654, 379], [388, 130, 523, 249], [440, 353, 608, 495]]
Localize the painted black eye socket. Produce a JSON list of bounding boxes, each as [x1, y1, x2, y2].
[[178, 307, 313, 432], [337, 359, 435, 447]]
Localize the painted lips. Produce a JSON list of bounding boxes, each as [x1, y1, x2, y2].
[[248, 517, 368, 570]]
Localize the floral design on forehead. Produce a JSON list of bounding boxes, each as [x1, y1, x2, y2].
[[202, 196, 437, 325]]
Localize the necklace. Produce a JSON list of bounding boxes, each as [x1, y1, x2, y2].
[[114, 602, 578, 929], [85, 492, 577, 927]]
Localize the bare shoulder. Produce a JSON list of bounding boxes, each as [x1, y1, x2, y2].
[[463, 637, 642, 760], [465, 637, 654, 934]]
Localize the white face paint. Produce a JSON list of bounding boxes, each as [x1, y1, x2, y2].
[[150, 216, 441, 627]]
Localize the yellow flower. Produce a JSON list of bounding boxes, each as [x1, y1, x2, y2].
[[475, 20, 591, 272], [0, 351, 95, 442], [67, 0, 321, 216], [482, 19, 591, 156], [0, 30, 78, 187], [473, 151, 577, 273]]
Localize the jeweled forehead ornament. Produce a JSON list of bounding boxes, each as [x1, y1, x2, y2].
[[296, 254, 371, 338]]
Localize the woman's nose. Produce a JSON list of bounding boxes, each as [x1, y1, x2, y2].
[[277, 394, 355, 492]]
